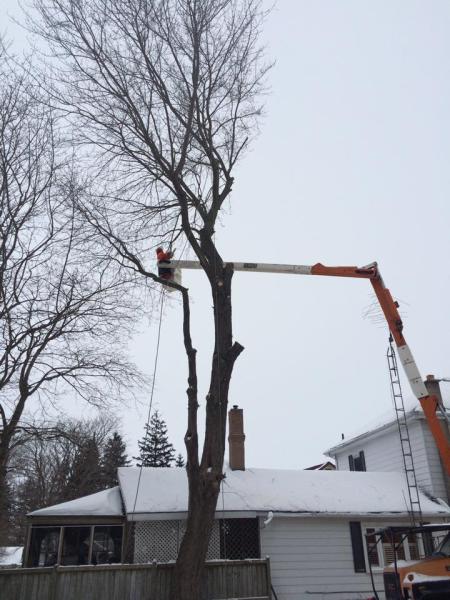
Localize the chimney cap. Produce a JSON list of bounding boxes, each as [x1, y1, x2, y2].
[[426, 374, 436, 381], [232, 404, 239, 409]]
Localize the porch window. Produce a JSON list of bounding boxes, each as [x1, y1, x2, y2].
[[92, 526, 123, 564], [61, 526, 91, 565], [28, 527, 61, 567], [27, 524, 123, 567]]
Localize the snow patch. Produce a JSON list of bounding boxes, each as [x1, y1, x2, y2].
[[0, 547, 23, 566]]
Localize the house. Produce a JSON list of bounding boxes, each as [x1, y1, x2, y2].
[[23, 406, 450, 600], [325, 406, 450, 503], [304, 460, 336, 471]]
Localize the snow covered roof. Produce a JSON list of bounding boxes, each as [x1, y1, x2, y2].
[[118, 467, 450, 520], [28, 486, 123, 517], [324, 406, 443, 455]]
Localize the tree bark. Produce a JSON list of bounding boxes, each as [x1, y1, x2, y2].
[[172, 260, 243, 600], [0, 435, 11, 546]]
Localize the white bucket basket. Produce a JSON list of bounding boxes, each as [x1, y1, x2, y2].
[[163, 268, 182, 292]]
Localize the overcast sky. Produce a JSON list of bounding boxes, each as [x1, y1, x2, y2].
[[2, 0, 450, 470]]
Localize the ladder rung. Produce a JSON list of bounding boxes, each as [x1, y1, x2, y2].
[[388, 345, 422, 522]]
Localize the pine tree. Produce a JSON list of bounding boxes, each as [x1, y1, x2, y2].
[[134, 411, 175, 467], [175, 454, 185, 467], [66, 437, 102, 499], [101, 432, 129, 486]]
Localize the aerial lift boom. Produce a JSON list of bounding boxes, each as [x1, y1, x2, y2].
[[166, 258, 450, 476]]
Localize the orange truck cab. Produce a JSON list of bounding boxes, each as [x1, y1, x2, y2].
[[375, 525, 450, 600]]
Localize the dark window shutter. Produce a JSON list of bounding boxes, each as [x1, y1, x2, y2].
[[348, 455, 355, 471], [359, 451, 366, 472], [349, 521, 366, 573]]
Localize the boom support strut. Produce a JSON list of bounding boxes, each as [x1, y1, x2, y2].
[[165, 259, 450, 475]]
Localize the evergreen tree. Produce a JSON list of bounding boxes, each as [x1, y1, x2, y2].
[[175, 454, 185, 467], [101, 432, 129, 486], [134, 411, 175, 467], [66, 437, 102, 499]]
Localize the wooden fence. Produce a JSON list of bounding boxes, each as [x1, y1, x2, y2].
[[0, 558, 271, 600]]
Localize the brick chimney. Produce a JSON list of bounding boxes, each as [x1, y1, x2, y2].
[[228, 405, 245, 471]]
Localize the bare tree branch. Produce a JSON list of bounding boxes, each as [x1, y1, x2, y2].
[[28, 1, 270, 595], [0, 47, 146, 545]]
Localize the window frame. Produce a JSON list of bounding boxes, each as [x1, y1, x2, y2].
[[27, 524, 124, 567], [363, 524, 423, 571]]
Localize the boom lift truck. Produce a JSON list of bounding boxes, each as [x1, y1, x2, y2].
[[165, 258, 450, 476], [161, 257, 450, 599], [376, 523, 450, 600]]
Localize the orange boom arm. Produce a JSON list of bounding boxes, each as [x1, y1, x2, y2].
[[170, 258, 450, 475], [310, 262, 450, 476]]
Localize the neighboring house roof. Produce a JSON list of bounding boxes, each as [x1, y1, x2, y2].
[[117, 467, 450, 520], [0, 547, 23, 567], [304, 461, 336, 471], [325, 407, 450, 455], [29, 486, 123, 517]]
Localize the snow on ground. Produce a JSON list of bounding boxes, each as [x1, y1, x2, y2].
[[0, 547, 23, 566]]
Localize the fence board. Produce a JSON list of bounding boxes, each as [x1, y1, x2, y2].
[[0, 559, 270, 600]]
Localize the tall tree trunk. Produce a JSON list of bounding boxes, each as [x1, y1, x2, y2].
[[0, 436, 11, 546], [172, 262, 243, 600]]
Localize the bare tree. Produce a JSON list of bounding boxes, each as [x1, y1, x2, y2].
[[0, 48, 143, 545], [31, 1, 270, 596], [8, 414, 121, 542]]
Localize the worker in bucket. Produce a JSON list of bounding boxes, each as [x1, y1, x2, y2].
[[156, 247, 174, 280]]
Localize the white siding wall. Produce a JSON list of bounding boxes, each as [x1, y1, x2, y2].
[[260, 516, 441, 600], [335, 427, 402, 473], [420, 420, 448, 501], [260, 516, 386, 600], [333, 420, 448, 501]]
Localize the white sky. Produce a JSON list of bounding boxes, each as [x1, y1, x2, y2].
[[2, 1, 450, 470]]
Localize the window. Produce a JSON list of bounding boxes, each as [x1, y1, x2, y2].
[[365, 527, 419, 568], [61, 527, 91, 565], [27, 525, 123, 567], [28, 527, 61, 567], [348, 451, 366, 472], [436, 532, 450, 557], [219, 518, 260, 560], [365, 528, 380, 567], [92, 526, 123, 564]]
